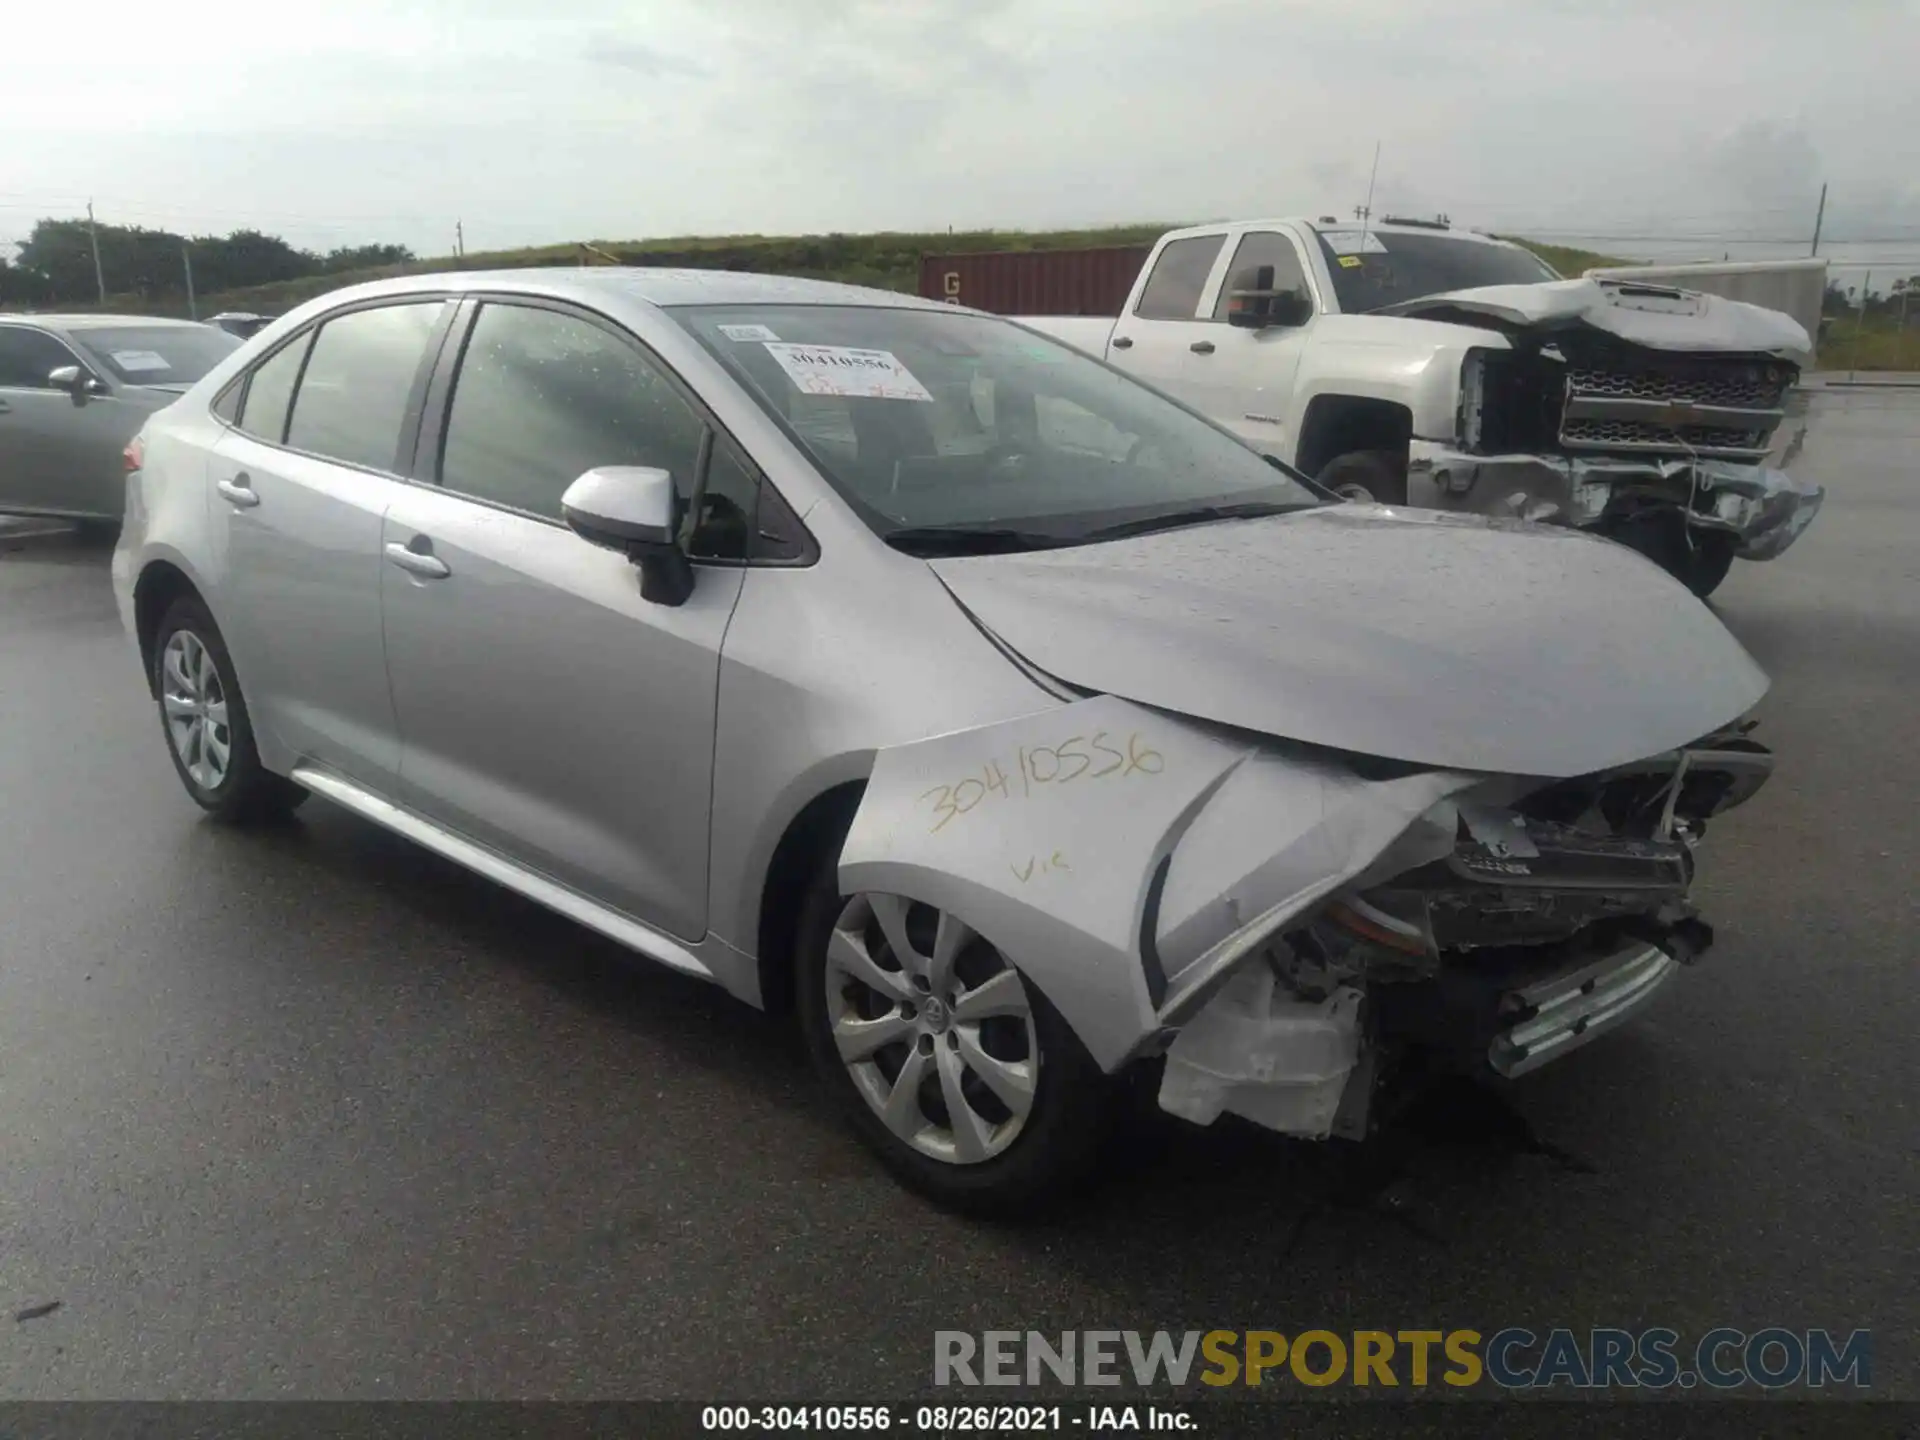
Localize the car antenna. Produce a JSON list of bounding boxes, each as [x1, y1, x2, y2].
[[1356, 141, 1382, 252]]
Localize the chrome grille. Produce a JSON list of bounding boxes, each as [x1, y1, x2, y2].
[[1561, 418, 1771, 451], [1566, 365, 1789, 410], [1558, 358, 1794, 459]]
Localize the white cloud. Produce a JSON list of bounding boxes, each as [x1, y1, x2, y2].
[[1, 0, 1916, 266]]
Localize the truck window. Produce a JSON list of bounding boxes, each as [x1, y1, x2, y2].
[[1213, 232, 1310, 321], [1133, 236, 1224, 320]]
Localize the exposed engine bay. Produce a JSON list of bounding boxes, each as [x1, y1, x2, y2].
[[840, 693, 1773, 1148]]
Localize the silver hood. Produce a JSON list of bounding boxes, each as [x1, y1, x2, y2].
[[930, 505, 1768, 779], [1378, 276, 1812, 362]]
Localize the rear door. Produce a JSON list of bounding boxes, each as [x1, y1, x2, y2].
[[0, 324, 131, 519], [1101, 234, 1227, 404], [379, 297, 759, 941], [210, 298, 453, 787]]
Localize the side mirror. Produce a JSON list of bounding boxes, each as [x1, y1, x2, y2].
[[561, 465, 694, 606], [48, 364, 104, 404], [1225, 264, 1314, 330]]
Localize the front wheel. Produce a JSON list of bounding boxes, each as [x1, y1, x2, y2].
[[795, 864, 1116, 1216], [1606, 512, 1738, 598], [1317, 449, 1410, 506], [153, 597, 308, 823]]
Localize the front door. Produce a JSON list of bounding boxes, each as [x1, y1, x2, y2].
[[210, 300, 450, 786], [1184, 230, 1319, 455], [380, 299, 755, 942]]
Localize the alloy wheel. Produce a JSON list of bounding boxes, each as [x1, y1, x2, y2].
[[824, 894, 1040, 1165], [160, 629, 231, 790]]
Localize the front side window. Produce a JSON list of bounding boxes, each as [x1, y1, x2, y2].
[[285, 302, 443, 471], [1213, 232, 1311, 321], [1133, 235, 1225, 320], [673, 304, 1322, 549], [0, 326, 80, 390], [437, 303, 760, 558], [72, 326, 239, 386], [236, 333, 312, 443]]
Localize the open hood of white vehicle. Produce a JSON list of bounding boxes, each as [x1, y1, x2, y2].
[[1376, 276, 1812, 361], [929, 504, 1768, 780]]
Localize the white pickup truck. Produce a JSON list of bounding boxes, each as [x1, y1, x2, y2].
[[1022, 217, 1824, 596]]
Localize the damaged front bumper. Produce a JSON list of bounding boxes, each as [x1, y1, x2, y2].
[[1406, 440, 1825, 561], [839, 694, 1767, 1143]]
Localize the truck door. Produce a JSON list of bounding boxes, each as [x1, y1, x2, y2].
[[1102, 234, 1226, 404], [1182, 230, 1319, 457]]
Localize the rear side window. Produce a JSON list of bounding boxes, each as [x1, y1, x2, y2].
[[1133, 236, 1225, 320], [285, 302, 442, 471], [1212, 232, 1311, 320], [0, 326, 80, 389], [237, 333, 310, 442]]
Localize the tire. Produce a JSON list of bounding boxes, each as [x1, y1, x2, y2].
[[1606, 511, 1738, 599], [795, 857, 1117, 1217], [152, 597, 307, 823], [1317, 449, 1410, 506]]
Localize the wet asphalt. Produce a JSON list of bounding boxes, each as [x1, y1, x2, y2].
[[1, 390, 1916, 1401]]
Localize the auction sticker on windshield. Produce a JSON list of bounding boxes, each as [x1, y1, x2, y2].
[[719, 323, 780, 342], [763, 343, 934, 401], [1319, 230, 1389, 256], [111, 350, 172, 372]]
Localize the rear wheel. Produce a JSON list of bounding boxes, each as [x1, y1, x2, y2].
[[795, 862, 1116, 1216], [1606, 511, 1738, 598], [153, 598, 307, 823], [1317, 449, 1410, 506]]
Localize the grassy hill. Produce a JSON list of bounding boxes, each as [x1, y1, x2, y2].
[[73, 225, 1634, 320]]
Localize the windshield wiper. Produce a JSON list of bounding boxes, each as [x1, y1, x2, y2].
[[880, 524, 1072, 556], [1079, 500, 1311, 542]]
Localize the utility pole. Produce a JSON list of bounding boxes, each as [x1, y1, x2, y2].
[[86, 199, 106, 305], [181, 242, 197, 320], [1810, 182, 1827, 257], [455, 220, 464, 258]]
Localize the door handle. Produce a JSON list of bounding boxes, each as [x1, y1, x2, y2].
[[1189, 340, 1216, 354], [1111, 336, 1133, 350], [216, 476, 260, 508], [385, 540, 450, 579]]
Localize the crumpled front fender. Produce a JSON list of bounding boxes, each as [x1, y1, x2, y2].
[[838, 695, 1478, 1072]]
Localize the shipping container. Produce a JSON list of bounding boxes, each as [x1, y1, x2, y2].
[[918, 246, 1151, 317]]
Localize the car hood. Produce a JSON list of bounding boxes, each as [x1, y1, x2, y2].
[[929, 505, 1768, 779], [1376, 276, 1812, 362]]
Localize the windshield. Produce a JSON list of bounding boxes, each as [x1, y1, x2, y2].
[[671, 304, 1321, 547], [1314, 229, 1559, 314], [73, 325, 241, 386]]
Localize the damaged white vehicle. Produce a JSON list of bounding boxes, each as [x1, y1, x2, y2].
[[1024, 217, 1824, 597], [118, 270, 1776, 1216]]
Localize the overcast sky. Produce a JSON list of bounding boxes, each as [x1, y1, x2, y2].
[[4, 0, 1918, 272]]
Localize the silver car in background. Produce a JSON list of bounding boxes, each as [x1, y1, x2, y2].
[[113, 269, 1778, 1214], [0, 315, 240, 527]]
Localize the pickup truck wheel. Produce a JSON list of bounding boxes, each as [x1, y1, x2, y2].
[[795, 865, 1115, 1216], [1606, 512, 1738, 599], [1317, 449, 1409, 506]]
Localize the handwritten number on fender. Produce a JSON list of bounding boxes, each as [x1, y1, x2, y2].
[[921, 731, 1165, 832]]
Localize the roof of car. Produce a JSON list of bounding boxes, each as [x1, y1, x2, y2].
[[0, 313, 218, 330], [340, 267, 955, 312]]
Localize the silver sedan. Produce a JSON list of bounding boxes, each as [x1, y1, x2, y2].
[[112, 268, 1778, 1213], [0, 315, 239, 526]]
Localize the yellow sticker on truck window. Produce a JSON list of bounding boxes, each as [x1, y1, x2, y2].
[[1338, 255, 1363, 269]]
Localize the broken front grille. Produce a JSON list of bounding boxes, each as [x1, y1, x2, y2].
[[1558, 358, 1793, 460], [1561, 418, 1772, 451]]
